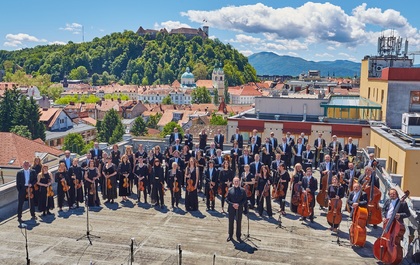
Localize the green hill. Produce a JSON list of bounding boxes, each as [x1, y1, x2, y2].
[[0, 31, 257, 86], [248, 52, 360, 77]]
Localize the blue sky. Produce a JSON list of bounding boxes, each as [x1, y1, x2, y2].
[[1, 1, 419, 62]]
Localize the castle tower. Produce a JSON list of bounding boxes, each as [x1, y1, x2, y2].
[[212, 62, 225, 99]]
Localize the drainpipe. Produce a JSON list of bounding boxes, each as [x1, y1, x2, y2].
[[303, 104, 307, 122]]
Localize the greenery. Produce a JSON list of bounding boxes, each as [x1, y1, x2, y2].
[[160, 122, 184, 138], [147, 113, 162, 129], [0, 31, 258, 86], [98, 109, 124, 144], [213, 89, 219, 105], [162, 95, 172, 105], [55, 94, 100, 105], [131, 116, 148, 136], [191, 86, 211, 104], [103, 93, 129, 100], [0, 88, 45, 140], [210, 113, 228, 125], [10, 125, 32, 139], [63, 133, 86, 155], [82, 141, 94, 155], [224, 84, 230, 104]]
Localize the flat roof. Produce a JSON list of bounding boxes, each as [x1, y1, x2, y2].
[[321, 96, 381, 109], [45, 123, 96, 141], [371, 126, 420, 150]]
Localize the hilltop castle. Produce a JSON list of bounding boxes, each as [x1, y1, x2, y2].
[[136, 26, 209, 40]]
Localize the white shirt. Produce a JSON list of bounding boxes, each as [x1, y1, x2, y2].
[[353, 190, 360, 203], [386, 199, 399, 219], [297, 144, 303, 156], [24, 169, 30, 186], [348, 144, 352, 154]]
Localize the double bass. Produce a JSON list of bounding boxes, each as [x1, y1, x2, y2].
[[349, 205, 368, 247], [363, 175, 382, 225], [297, 190, 312, 218], [373, 190, 410, 265]]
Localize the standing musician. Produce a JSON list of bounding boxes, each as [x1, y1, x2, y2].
[[169, 127, 183, 145], [102, 157, 118, 204], [199, 129, 208, 150], [90, 142, 103, 160], [359, 166, 381, 228], [250, 154, 263, 179], [238, 148, 253, 177], [347, 182, 368, 218], [261, 147, 272, 167], [230, 127, 244, 149], [241, 164, 255, 209], [168, 150, 184, 172], [328, 135, 343, 157], [300, 167, 318, 222], [191, 143, 202, 159], [180, 145, 191, 173], [37, 165, 54, 216], [213, 149, 225, 170], [218, 160, 233, 213], [184, 158, 199, 211], [343, 162, 361, 196], [31, 157, 42, 207], [359, 166, 380, 189], [133, 157, 149, 203], [290, 163, 304, 213], [68, 158, 84, 208], [256, 165, 273, 218], [262, 137, 274, 158], [196, 150, 206, 193], [292, 137, 306, 166], [172, 138, 183, 153], [16, 161, 38, 223], [249, 129, 262, 147], [314, 133, 326, 168], [166, 162, 183, 209], [300, 132, 308, 146], [226, 177, 247, 243], [276, 163, 290, 215], [55, 162, 71, 211], [183, 128, 193, 150], [85, 159, 100, 207], [319, 154, 336, 191], [151, 158, 165, 209], [269, 132, 278, 155], [278, 136, 291, 169], [134, 144, 147, 163], [230, 141, 242, 170], [336, 151, 349, 173], [327, 175, 345, 232], [118, 154, 132, 202], [214, 128, 225, 151], [125, 145, 135, 192], [271, 153, 284, 174], [204, 160, 218, 211], [302, 144, 314, 171], [344, 137, 357, 160], [111, 144, 122, 168], [381, 188, 411, 226], [286, 132, 295, 148], [249, 137, 259, 158], [365, 153, 378, 168], [206, 142, 217, 160]]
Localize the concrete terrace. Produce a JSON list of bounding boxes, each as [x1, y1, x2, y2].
[[0, 171, 380, 265]]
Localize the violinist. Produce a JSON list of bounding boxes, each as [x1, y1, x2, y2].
[[213, 149, 224, 170], [134, 144, 147, 163], [16, 161, 38, 223], [134, 157, 149, 204], [205, 160, 218, 211], [300, 167, 318, 222], [262, 137, 273, 161], [382, 188, 411, 225], [250, 154, 263, 178], [151, 158, 165, 209], [261, 147, 272, 167], [343, 162, 361, 195], [85, 159, 100, 207], [31, 156, 42, 207], [166, 162, 183, 209], [118, 154, 132, 202], [103, 156, 117, 204], [184, 157, 199, 211], [226, 177, 247, 242], [241, 164, 255, 209], [196, 150, 206, 193], [327, 175, 345, 232], [180, 145, 192, 172], [276, 163, 290, 215], [55, 162, 70, 211], [290, 163, 304, 213], [125, 145, 135, 192], [292, 137, 306, 166], [271, 153, 284, 174], [206, 143, 217, 160], [37, 165, 54, 216], [230, 140, 242, 175], [256, 165, 273, 218], [68, 158, 84, 208], [218, 160, 233, 213], [111, 144, 121, 168], [169, 150, 185, 187], [347, 183, 368, 218]]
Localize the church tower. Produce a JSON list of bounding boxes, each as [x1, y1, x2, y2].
[[212, 62, 225, 100]]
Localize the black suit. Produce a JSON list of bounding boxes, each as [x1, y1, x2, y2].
[[184, 133, 193, 150], [359, 173, 380, 189], [172, 144, 183, 153], [343, 168, 361, 193], [238, 155, 254, 177], [169, 132, 183, 145], [199, 133, 207, 150], [262, 143, 273, 157], [314, 138, 326, 166], [302, 176, 318, 219], [249, 144, 259, 157], [249, 135, 262, 147], [278, 143, 291, 168], [344, 143, 357, 157], [230, 133, 244, 149], [319, 161, 336, 190], [226, 186, 247, 239], [302, 150, 314, 171], [214, 134, 225, 151], [191, 148, 203, 159], [90, 148, 103, 160], [249, 161, 263, 176], [204, 167, 219, 209], [328, 141, 343, 156], [269, 137, 278, 150], [347, 190, 368, 217], [61, 157, 73, 170], [292, 143, 306, 165], [16, 168, 38, 220], [382, 198, 411, 220]]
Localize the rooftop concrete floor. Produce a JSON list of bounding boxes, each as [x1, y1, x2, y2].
[[0, 171, 380, 265]]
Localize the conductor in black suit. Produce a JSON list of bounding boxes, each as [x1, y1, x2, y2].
[[230, 127, 243, 149], [16, 161, 38, 223], [214, 129, 225, 151], [90, 142, 103, 160], [226, 177, 247, 242]]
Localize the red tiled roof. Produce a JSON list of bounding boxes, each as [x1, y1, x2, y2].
[[196, 80, 214, 89]]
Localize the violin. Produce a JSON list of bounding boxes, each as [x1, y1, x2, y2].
[[245, 184, 252, 197], [34, 184, 39, 191], [209, 182, 215, 201], [186, 178, 195, 192], [316, 172, 329, 207], [272, 177, 285, 199], [217, 186, 222, 196], [297, 191, 312, 218], [173, 178, 179, 193], [62, 179, 70, 192], [363, 175, 382, 225], [107, 178, 112, 189], [73, 179, 82, 189], [327, 197, 343, 227], [47, 185, 54, 197], [349, 205, 368, 247], [89, 183, 96, 195], [26, 187, 34, 199], [138, 180, 145, 191], [123, 177, 130, 188], [161, 182, 166, 195], [373, 190, 410, 265]]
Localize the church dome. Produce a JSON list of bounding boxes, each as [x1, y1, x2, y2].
[[181, 67, 194, 79]]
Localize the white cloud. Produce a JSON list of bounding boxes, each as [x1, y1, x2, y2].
[[230, 34, 260, 44], [315, 53, 334, 58], [352, 4, 407, 28], [287, 52, 299, 57], [239, 50, 253, 57], [49, 41, 66, 45], [60, 23, 83, 34], [327, 46, 336, 50], [154, 20, 191, 31], [4, 33, 47, 47]]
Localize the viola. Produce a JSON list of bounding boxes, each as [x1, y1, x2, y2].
[[373, 190, 410, 265], [186, 178, 195, 192], [217, 186, 222, 196], [138, 180, 145, 191], [34, 184, 39, 191], [316, 172, 329, 207], [272, 180, 285, 199], [209, 187, 215, 201], [364, 176, 382, 225], [107, 178, 112, 189], [327, 197, 343, 227], [349, 205, 368, 247], [47, 186, 54, 197], [26, 187, 34, 199], [89, 183, 96, 195], [123, 177, 130, 188], [73, 179, 82, 189], [297, 191, 312, 218]]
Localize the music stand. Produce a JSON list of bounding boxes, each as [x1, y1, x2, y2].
[[276, 199, 286, 229], [242, 205, 260, 248], [77, 194, 100, 245], [19, 223, 30, 265]]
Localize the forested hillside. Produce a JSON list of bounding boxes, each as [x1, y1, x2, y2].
[[0, 30, 257, 86]]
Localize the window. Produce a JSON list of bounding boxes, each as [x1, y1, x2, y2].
[[381, 90, 384, 104], [368, 87, 371, 99]]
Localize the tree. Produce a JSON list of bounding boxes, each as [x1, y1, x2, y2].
[[192, 62, 208, 80], [162, 95, 172, 105], [131, 73, 140, 85], [109, 122, 124, 144], [191, 86, 211, 104], [224, 85, 230, 104], [131, 116, 148, 136], [210, 113, 227, 125], [63, 133, 85, 155], [98, 109, 123, 143], [213, 89, 219, 105], [10, 125, 32, 139], [147, 113, 162, 129], [0, 87, 20, 132], [92, 73, 100, 86], [69, 66, 88, 80], [160, 122, 184, 138]]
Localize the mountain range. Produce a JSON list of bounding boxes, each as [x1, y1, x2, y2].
[[248, 52, 361, 77]]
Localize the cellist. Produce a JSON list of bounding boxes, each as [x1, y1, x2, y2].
[[347, 182, 368, 247], [347, 182, 368, 218], [300, 167, 318, 222], [327, 175, 345, 232], [241, 164, 255, 209], [359, 166, 381, 228]]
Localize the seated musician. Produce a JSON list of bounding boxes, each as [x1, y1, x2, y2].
[[347, 183, 368, 218], [382, 188, 411, 225], [343, 162, 361, 195], [327, 175, 345, 232]]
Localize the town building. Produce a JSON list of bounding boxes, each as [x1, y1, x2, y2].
[[136, 26, 208, 40]]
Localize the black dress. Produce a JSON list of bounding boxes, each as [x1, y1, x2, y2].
[[118, 162, 132, 197], [185, 167, 199, 211], [86, 168, 100, 207], [133, 163, 149, 202], [68, 165, 84, 205], [197, 157, 206, 190], [166, 169, 183, 207], [277, 170, 291, 212], [257, 176, 273, 217], [290, 170, 304, 213], [111, 150, 121, 167], [103, 163, 118, 200], [32, 164, 42, 206], [38, 173, 54, 212], [55, 171, 70, 208]]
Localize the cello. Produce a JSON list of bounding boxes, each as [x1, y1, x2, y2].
[[291, 182, 301, 207], [349, 205, 368, 247], [327, 197, 342, 229], [297, 190, 312, 218], [363, 174, 382, 225], [373, 190, 410, 265], [316, 172, 329, 207]]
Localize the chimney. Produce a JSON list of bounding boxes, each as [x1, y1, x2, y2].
[[118, 98, 121, 103]]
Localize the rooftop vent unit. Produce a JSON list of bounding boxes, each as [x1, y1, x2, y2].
[[402, 113, 420, 135]]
